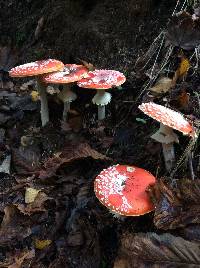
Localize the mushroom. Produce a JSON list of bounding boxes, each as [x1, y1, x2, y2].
[[151, 123, 179, 172], [43, 64, 88, 121], [77, 69, 126, 120], [94, 164, 156, 216], [9, 59, 64, 126], [138, 102, 196, 171]]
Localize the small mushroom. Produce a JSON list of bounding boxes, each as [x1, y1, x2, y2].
[[77, 69, 126, 120], [94, 164, 156, 216], [151, 123, 179, 171], [9, 59, 64, 126], [138, 102, 196, 171], [43, 64, 88, 121]]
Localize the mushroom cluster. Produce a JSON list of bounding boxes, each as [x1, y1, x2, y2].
[[9, 60, 126, 124], [9, 56, 196, 220]]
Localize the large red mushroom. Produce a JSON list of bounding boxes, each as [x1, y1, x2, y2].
[[77, 69, 126, 120], [94, 164, 156, 216], [9, 59, 64, 126]]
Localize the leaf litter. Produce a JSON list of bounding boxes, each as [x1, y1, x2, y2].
[[114, 232, 200, 268], [149, 179, 200, 230]]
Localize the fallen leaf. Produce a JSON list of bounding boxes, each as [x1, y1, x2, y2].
[[0, 249, 35, 268], [172, 56, 191, 85], [177, 56, 190, 78], [39, 143, 110, 179], [0, 154, 11, 174], [166, 11, 200, 50], [113, 259, 128, 268], [20, 80, 35, 91], [16, 191, 51, 215], [25, 187, 41, 204], [0, 205, 32, 245], [12, 145, 41, 174], [78, 59, 95, 71], [176, 89, 190, 109], [34, 239, 52, 250], [68, 114, 83, 132], [115, 232, 200, 267], [65, 216, 101, 268], [182, 225, 200, 242], [31, 90, 39, 102], [149, 179, 200, 230], [149, 77, 173, 94]]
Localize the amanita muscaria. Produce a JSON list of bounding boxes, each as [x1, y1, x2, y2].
[[43, 64, 88, 121], [94, 164, 156, 216], [77, 69, 126, 120], [9, 59, 64, 126], [138, 102, 196, 171]]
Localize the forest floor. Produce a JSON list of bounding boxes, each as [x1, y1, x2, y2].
[[0, 0, 200, 268]]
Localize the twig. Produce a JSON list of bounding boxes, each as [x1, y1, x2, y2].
[[188, 152, 195, 180]]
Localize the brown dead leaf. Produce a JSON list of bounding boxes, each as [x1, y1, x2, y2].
[[0, 249, 35, 268], [68, 114, 83, 132], [12, 145, 41, 174], [149, 179, 200, 230], [149, 77, 173, 94], [166, 11, 200, 50], [170, 88, 190, 110], [78, 59, 95, 71], [39, 143, 110, 179], [115, 232, 200, 267], [0, 205, 32, 245], [113, 259, 129, 268], [182, 225, 200, 242], [16, 191, 51, 215], [65, 216, 101, 268]]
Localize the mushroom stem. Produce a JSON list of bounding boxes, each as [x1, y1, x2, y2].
[[98, 105, 105, 120], [162, 143, 176, 172], [58, 85, 77, 121], [151, 124, 179, 172], [36, 77, 49, 126], [63, 102, 71, 121], [92, 90, 111, 121]]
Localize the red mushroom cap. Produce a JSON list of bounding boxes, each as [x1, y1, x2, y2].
[[9, 59, 64, 77], [94, 164, 156, 216], [139, 102, 195, 137], [77, 69, 126, 89], [43, 64, 88, 84]]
